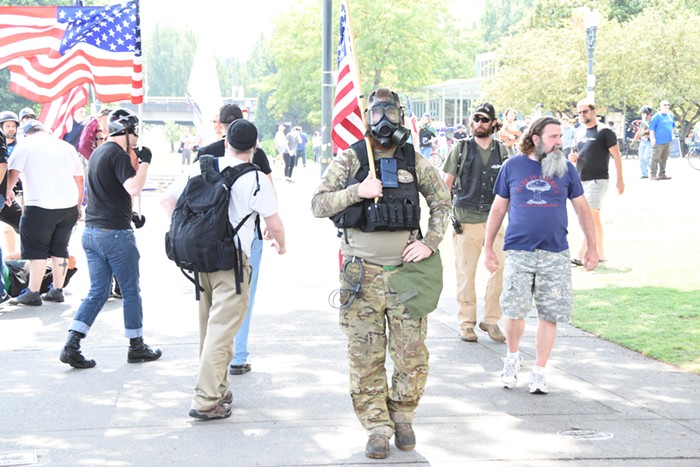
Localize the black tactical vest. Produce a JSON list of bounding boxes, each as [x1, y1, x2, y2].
[[453, 139, 504, 212], [331, 140, 421, 232]]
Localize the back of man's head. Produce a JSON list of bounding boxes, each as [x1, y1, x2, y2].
[[219, 104, 243, 127], [226, 119, 258, 153]]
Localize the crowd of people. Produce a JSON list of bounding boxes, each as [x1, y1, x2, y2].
[[0, 93, 688, 462]]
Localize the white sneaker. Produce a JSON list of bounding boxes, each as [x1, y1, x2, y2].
[[501, 356, 521, 389], [529, 372, 549, 394]]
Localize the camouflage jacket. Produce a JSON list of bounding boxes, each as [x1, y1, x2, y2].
[[311, 143, 451, 252]]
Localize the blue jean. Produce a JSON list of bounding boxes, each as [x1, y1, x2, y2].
[[639, 140, 651, 177], [70, 227, 143, 338], [231, 235, 262, 366], [420, 147, 431, 158]]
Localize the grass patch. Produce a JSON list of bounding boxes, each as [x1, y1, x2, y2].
[[572, 287, 700, 374]]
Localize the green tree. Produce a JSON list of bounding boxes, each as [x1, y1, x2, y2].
[[260, 0, 476, 130], [480, 0, 534, 44], [143, 23, 197, 96], [162, 120, 181, 153]]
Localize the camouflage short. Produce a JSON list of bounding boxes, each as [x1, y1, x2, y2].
[[500, 249, 572, 323]]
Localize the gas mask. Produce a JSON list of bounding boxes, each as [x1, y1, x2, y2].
[[367, 101, 410, 148]]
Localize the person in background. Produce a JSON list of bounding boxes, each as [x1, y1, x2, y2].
[[296, 127, 308, 168], [7, 120, 83, 307], [17, 107, 36, 137], [631, 106, 653, 179], [62, 107, 86, 149], [443, 103, 507, 343], [418, 113, 436, 158], [312, 130, 322, 163], [569, 98, 624, 265], [648, 99, 675, 181], [0, 111, 22, 256]]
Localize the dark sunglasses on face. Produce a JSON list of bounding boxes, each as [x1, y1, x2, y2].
[[472, 115, 491, 124], [578, 109, 590, 115]]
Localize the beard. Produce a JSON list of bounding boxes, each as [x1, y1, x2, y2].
[[536, 142, 568, 178]]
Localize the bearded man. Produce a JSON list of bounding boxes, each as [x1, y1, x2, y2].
[[483, 116, 598, 395]]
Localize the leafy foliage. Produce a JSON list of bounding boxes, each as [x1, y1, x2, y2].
[[142, 23, 197, 96]]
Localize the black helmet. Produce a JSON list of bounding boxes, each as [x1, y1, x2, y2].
[[640, 105, 653, 115], [19, 107, 36, 120], [0, 111, 19, 125], [107, 108, 139, 136]]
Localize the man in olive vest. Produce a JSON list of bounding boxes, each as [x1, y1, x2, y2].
[[444, 103, 507, 343]]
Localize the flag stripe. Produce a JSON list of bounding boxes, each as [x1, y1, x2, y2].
[[38, 84, 89, 140], [331, 0, 364, 153]]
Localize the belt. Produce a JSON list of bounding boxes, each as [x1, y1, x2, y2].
[[350, 256, 402, 272]]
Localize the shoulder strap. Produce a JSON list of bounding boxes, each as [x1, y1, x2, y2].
[[350, 140, 370, 181], [455, 138, 470, 183]]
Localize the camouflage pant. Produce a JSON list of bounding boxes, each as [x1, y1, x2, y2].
[[500, 249, 572, 323], [339, 258, 429, 436]]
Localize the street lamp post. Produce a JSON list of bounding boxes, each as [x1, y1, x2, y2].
[[584, 8, 601, 102]]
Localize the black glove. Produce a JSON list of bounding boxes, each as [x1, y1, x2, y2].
[[133, 146, 152, 164], [131, 212, 146, 229]]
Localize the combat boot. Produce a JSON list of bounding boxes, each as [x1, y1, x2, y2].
[[394, 423, 416, 451], [127, 337, 162, 363], [365, 434, 390, 459], [59, 331, 96, 369]]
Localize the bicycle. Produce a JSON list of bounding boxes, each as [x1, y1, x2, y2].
[[429, 151, 444, 169], [686, 142, 700, 170]]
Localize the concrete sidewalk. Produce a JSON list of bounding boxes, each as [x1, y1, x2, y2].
[[1, 160, 699, 466]]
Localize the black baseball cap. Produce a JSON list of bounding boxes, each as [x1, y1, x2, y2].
[[474, 103, 496, 121], [227, 119, 258, 151]]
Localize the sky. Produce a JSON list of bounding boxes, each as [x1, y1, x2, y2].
[[140, 0, 484, 60]]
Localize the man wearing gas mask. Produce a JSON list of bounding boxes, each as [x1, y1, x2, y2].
[[443, 103, 508, 344], [312, 89, 450, 459]]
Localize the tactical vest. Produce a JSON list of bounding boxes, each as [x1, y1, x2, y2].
[[453, 139, 505, 212], [331, 141, 421, 232]]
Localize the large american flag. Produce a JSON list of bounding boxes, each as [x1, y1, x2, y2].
[[331, 0, 364, 153], [0, 0, 143, 104]]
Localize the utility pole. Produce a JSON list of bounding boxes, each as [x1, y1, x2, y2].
[[321, 0, 333, 168]]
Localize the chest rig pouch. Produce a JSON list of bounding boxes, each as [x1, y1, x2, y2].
[[331, 140, 421, 233]]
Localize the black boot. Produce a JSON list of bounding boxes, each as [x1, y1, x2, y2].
[[127, 337, 162, 363], [59, 331, 96, 369]]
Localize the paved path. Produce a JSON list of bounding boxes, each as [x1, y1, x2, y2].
[[1, 157, 698, 466]]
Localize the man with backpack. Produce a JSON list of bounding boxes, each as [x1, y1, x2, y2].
[[161, 119, 285, 421], [443, 103, 508, 343]]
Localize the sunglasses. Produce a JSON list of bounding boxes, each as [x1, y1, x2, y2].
[[578, 109, 590, 115], [472, 115, 491, 124]]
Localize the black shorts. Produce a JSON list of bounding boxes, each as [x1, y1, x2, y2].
[[20, 205, 79, 259], [0, 200, 22, 233]]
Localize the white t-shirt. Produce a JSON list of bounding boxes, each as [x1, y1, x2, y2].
[[9, 132, 83, 209], [166, 156, 277, 257]]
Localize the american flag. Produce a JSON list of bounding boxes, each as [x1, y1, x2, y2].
[[38, 84, 89, 140], [331, 0, 364, 153], [0, 0, 143, 104]]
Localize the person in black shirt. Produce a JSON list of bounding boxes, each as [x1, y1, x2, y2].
[[569, 99, 624, 264], [59, 108, 162, 369]]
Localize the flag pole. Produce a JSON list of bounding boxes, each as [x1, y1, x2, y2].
[[344, 0, 377, 182]]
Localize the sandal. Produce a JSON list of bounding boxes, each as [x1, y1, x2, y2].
[[571, 259, 584, 267]]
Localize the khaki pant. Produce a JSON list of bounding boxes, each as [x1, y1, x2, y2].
[[453, 222, 505, 329], [191, 261, 251, 412]]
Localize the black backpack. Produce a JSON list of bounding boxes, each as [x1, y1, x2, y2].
[[165, 155, 260, 300]]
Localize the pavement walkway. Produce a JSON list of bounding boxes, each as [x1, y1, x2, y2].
[[1, 157, 698, 466]]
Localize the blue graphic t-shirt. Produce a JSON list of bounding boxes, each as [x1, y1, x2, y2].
[[493, 155, 584, 253]]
